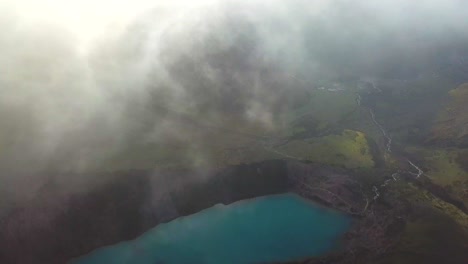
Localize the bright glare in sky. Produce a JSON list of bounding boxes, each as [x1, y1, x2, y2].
[[5, 0, 217, 51]]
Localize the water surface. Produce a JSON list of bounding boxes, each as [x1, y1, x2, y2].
[[72, 193, 351, 264]]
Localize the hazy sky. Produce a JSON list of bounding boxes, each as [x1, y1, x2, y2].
[[2, 0, 219, 51]]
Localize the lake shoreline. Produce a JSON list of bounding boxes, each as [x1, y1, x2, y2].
[[0, 160, 458, 263]]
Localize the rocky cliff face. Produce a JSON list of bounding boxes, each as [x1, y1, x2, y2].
[[0, 161, 289, 264]]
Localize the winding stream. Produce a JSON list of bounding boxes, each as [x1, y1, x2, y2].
[[407, 159, 424, 178], [368, 108, 392, 153], [357, 80, 424, 200]]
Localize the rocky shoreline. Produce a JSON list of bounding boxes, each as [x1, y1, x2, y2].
[[1, 161, 288, 264], [1, 160, 467, 264]]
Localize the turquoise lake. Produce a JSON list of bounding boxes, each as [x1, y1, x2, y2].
[[72, 193, 352, 264]]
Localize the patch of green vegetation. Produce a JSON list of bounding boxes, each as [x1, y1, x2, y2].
[[404, 146, 468, 209], [386, 174, 468, 230], [430, 83, 468, 144], [363, 77, 457, 145], [307, 89, 357, 123], [284, 88, 358, 137], [406, 147, 468, 186], [291, 126, 307, 136], [376, 208, 468, 264], [92, 84, 369, 170], [278, 129, 374, 169]]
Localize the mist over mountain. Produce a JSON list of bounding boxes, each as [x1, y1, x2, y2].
[[1, 4, 468, 262], [2, 0, 468, 173]]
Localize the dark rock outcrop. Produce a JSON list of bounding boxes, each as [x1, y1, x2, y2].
[[0, 160, 289, 264]]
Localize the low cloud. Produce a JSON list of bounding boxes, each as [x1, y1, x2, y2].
[[1, 0, 468, 203]]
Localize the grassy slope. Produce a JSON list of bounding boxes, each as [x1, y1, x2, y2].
[[278, 130, 374, 169]]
